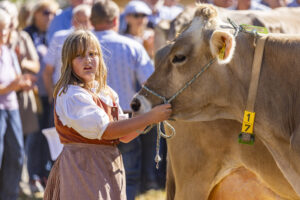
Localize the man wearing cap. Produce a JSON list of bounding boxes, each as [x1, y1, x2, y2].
[[90, 1, 154, 199]]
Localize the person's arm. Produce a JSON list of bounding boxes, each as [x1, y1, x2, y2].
[[119, 131, 141, 143], [43, 64, 55, 102], [0, 76, 24, 95], [21, 59, 40, 74], [17, 31, 40, 74], [102, 104, 172, 141], [56, 90, 171, 142]]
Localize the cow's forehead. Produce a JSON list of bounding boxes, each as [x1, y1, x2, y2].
[[180, 15, 219, 45], [185, 17, 205, 34]]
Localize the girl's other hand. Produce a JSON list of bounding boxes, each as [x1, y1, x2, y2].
[[146, 104, 172, 123]]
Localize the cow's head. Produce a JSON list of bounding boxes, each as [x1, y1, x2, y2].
[[132, 4, 254, 121]]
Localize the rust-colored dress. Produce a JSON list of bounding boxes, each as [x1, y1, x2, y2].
[[44, 89, 126, 200]]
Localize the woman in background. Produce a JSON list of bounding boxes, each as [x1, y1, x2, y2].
[[122, 1, 155, 59], [0, 9, 33, 200]]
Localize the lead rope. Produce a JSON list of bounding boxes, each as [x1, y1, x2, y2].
[[142, 58, 217, 169]]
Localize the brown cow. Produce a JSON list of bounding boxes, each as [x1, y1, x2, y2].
[[133, 4, 300, 199]]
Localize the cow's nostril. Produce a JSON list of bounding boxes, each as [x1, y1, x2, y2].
[[131, 98, 141, 112]]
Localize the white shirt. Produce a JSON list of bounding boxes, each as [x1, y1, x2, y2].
[[55, 85, 128, 140]]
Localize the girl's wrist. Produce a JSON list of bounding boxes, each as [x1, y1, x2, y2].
[[140, 111, 154, 125]]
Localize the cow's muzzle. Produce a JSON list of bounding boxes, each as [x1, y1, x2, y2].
[[130, 97, 141, 112]]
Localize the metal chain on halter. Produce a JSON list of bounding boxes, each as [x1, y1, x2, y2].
[[142, 58, 217, 169], [227, 18, 260, 44]]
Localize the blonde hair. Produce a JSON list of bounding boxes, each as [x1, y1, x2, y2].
[[53, 30, 107, 98], [30, 0, 59, 25]]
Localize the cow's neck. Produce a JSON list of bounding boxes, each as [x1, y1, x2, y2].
[[230, 33, 300, 136], [241, 35, 300, 196], [229, 33, 300, 195]]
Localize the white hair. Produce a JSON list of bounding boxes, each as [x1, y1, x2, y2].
[[72, 4, 91, 17], [0, 1, 18, 28], [0, 8, 11, 26]]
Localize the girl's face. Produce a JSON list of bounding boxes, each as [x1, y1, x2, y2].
[[72, 45, 99, 85]]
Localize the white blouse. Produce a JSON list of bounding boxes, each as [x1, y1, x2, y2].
[[55, 85, 128, 140]]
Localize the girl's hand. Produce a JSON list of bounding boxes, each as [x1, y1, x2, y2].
[[146, 104, 172, 123]]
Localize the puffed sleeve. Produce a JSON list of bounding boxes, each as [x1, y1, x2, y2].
[[55, 89, 110, 140]]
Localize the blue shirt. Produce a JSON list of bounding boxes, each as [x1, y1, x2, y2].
[[158, 5, 184, 21], [47, 7, 73, 43], [93, 30, 154, 111], [288, 0, 300, 7]]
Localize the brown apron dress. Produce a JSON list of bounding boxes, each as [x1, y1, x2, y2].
[[44, 91, 126, 200]]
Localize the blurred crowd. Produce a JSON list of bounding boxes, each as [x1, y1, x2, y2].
[[0, 0, 299, 199], [201, 0, 298, 9]]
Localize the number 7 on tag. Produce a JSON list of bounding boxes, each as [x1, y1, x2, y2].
[[241, 111, 255, 134]]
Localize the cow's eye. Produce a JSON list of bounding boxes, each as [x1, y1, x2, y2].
[[172, 54, 186, 64]]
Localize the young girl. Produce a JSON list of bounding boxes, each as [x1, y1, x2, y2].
[[44, 30, 171, 200]]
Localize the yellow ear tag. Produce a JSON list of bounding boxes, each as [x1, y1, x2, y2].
[[219, 43, 226, 60], [240, 24, 269, 34]]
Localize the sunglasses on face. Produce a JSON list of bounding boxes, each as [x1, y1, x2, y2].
[[42, 10, 55, 16], [131, 13, 147, 18]]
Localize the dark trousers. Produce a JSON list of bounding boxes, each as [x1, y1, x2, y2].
[[118, 138, 141, 200], [26, 96, 53, 183]]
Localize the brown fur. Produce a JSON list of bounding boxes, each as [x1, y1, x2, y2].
[[164, 120, 296, 200], [194, 4, 218, 20], [137, 4, 300, 200]]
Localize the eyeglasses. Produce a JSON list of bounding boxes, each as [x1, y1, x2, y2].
[[132, 13, 147, 18], [42, 10, 55, 16]]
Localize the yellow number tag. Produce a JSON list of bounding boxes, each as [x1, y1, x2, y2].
[[241, 111, 255, 134]]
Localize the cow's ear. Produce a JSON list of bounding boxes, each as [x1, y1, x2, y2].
[[209, 30, 236, 64]]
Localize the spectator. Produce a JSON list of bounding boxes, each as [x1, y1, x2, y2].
[[122, 1, 154, 58], [0, 1, 41, 194], [91, 0, 154, 199], [0, 9, 31, 200], [122, 0, 167, 193], [144, 0, 175, 28], [43, 4, 92, 101], [0, 1, 40, 137], [24, 0, 58, 190], [159, 0, 184, 21], [46, 0, 93, 43]]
